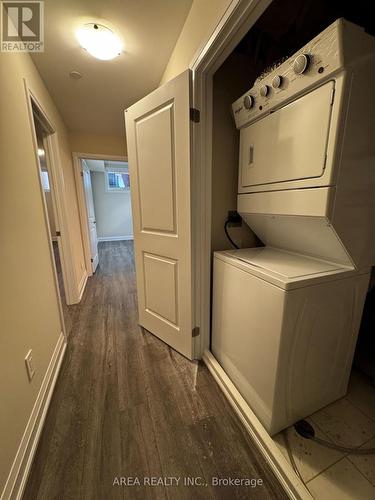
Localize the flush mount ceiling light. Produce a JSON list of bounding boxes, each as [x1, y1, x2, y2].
[[76, 23, 123, 60]]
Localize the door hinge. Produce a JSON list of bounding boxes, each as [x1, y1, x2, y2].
[[192, 326, 200, 337], [80, 171, 83, 177], [190, 107, 200, 123], [55, 231, 61, 237], [90, 258, 94, 262]]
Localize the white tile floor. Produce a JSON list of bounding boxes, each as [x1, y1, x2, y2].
[[273, 369, 375, 499]]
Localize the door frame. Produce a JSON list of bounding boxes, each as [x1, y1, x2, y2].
[[24, 80, 78, 308], [190, 1, 312, 498], [24, 83, 72, 331], [72, 152, 128, 275], [190, 0, 273, 358]]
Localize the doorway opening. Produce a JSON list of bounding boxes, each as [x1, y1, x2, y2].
[[31, 103, 69, 327], [74, 154, 133, 275]]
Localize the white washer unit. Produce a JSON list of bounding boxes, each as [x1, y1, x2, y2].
[[212, 19, 375, 435], [212, 249, 369, 435]]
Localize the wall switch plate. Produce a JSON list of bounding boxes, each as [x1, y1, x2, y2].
[[25, 350, 35, 381]]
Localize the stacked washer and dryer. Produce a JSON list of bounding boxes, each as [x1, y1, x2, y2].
[[212, 19, 375, 435]]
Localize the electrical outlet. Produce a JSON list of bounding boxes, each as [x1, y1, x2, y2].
[[25, 350, 35, 381]]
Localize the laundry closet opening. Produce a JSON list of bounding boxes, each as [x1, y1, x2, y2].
[[208, 0, 375, 490], [210, 0, 375, 256]]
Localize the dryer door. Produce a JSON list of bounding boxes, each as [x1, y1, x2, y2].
[[239, 81, 335, 191]]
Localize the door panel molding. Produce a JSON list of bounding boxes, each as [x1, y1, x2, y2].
[[143, 252, 179, 328], [135, 101, 177, 235]]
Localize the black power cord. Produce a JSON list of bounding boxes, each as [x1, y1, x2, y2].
[[294, 420, 375, 455], [224, 211, 242, 249], [224, 220, 239, 249]]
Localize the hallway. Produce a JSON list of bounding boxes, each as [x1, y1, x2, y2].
[[23, 241, 286, 500]]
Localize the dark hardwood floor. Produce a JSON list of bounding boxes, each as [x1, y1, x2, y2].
[[23, 241, 287, 500]]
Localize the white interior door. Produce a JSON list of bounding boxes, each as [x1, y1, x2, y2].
[[82, 162, 99, 272], [125, 69, 194, 359]]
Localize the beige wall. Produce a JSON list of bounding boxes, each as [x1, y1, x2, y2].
[[69, 131, 127, 157], [0, 49, 88, 494], [211, 53, 258, 251], [160, 0, 232, 84]]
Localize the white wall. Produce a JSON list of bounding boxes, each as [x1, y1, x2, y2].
[[91, 172, 133, 240]]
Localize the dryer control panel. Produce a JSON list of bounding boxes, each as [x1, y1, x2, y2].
[[232, 19, 348, 129]]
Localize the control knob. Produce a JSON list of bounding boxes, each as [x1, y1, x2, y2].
[[260, 85, 269, 97], [293, 53, 310, 74], [243, 94, 254, 109], [272, 75, 282, 88]]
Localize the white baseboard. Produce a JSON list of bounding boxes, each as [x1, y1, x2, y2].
[[1, 332, 67, 500], [202, 350, 313, 500], [97, 235, 133, 242]]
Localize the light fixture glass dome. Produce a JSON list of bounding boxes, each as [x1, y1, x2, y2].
[[76, 23, 123, 60]]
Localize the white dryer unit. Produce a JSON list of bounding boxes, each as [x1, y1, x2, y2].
[[212, 19, 375, 434], [233, 18, 375, 269], [238, 81, 334, 190]]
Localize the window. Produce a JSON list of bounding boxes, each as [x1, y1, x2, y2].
[[105, 169, 130, 191], [41, 170, 50, 191]]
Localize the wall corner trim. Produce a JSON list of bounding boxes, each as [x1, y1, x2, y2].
[[1, 333, 67, 500]]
